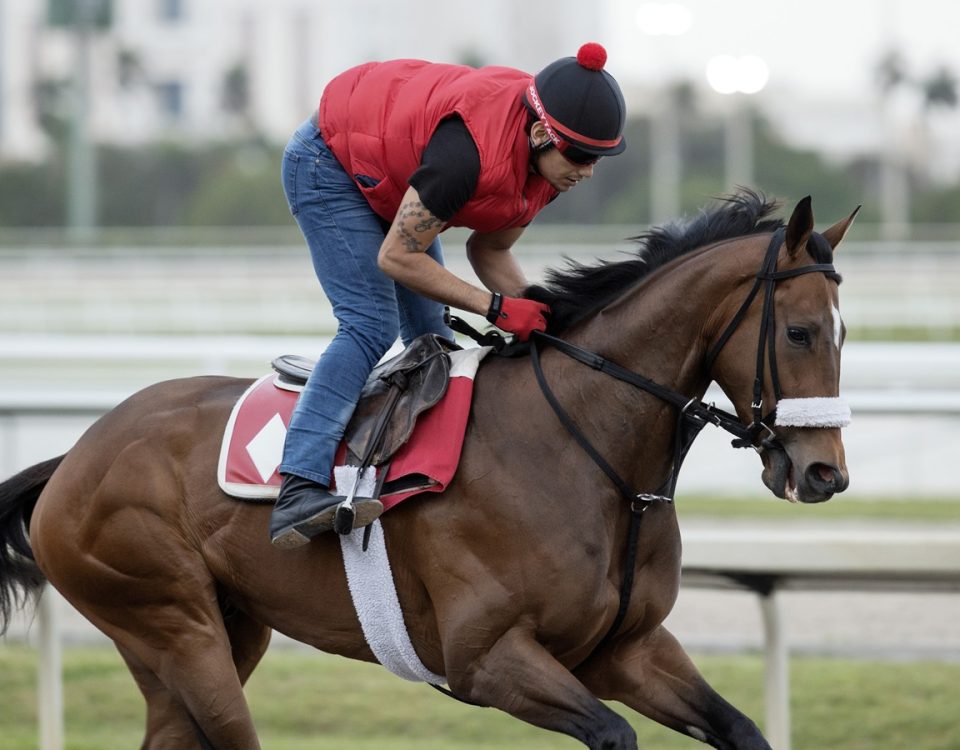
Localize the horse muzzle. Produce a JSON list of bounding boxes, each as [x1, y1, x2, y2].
[[760, 440, 849, 504], [756, 397, 850, 503]]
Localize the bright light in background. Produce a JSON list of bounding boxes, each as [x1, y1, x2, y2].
[[706, 54, 770, 94], [635, 2, 693, 36]]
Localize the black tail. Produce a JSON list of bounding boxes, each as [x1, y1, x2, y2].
[[0, 455, 65, 634]]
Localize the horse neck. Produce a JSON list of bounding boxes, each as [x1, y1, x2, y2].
[[574, 239, 756, 394], [545, 238, 761, 491]]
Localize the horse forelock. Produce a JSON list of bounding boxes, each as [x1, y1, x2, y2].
[[525, 189, 784, 333]]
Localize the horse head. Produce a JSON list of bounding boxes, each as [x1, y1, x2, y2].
[[708, 197, 858, 504]]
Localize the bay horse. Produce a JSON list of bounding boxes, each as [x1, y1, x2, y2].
[[0, 191, 855, 749]]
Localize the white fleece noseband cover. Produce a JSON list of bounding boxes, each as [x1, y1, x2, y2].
[[775, 397, 851, 428]]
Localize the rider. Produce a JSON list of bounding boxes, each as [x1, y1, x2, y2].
[[270, 42, 628, 548]]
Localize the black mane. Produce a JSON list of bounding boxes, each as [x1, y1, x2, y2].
[[525, 190, 784, 334]]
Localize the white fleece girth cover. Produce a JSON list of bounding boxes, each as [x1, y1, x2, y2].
[[338, 502, 446, 683], [775, 397, 851, 428]]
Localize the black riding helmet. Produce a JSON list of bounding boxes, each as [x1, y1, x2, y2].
[[524, 42, 627, 159]]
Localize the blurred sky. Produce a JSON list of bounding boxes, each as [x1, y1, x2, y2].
[[597, 0, 960, 173], [607, 0, 957, 98]]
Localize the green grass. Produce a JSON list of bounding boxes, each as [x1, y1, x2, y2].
[[845, 326, 960, 343], [1, 644, 958, 749]]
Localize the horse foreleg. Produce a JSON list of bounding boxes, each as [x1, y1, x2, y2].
[[449, 627, 638, 750], [576, 625, 771, 750]]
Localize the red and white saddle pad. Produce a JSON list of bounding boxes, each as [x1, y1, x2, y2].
[[217, 346, 490, 510]]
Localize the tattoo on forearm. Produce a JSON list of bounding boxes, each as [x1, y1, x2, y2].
[[394, 200, 442, 251]]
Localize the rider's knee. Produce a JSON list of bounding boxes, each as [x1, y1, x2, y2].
[[341, 317, 400, 363]]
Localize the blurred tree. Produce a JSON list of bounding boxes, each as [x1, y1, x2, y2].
[[31, 77, 72, 140], [116, 48, 145, 90], [873, 50, 960, 232], [222, 63, 251, 118], [875, 49, 908, 94], [47, 0, 112, 28], [921, 66, 958, 111], [456, 49, 487, 68], [913, 182, 960, 224], [752, 115, 869, 222], [185, 144, 290, 226], [96, 142, 216, 225], [0, 160, 67, 226], [3, 91, 960, 230]]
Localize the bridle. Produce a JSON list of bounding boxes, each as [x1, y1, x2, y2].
[[530, 228, 846, 504], [703, 226, 848, 446], [527, 227, 849, 648]]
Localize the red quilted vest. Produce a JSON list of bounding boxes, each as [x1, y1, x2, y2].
[[319, 60, 557, 233]]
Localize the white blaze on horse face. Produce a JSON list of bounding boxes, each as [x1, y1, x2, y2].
[[832, 305, 842, 350]]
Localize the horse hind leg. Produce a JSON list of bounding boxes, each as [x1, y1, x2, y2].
[[219, 597, 272, 686], [31, 439, 267, 747], [575, 624, 771, 750], [117, 643, 213, 750], [51, 556, 264, 748], [118, 606, 271, 750]]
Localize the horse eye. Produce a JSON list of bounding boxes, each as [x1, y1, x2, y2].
[[786, 326, 810, 346]]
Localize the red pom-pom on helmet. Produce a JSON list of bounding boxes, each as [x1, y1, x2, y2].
[[576, 42, 607, 71]]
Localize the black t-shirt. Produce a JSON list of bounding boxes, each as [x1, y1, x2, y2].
[[408, 116, 481, 222]]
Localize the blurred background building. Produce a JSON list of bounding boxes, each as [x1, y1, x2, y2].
[[1, 0, 958, 234], [0, 0, 603, 158]]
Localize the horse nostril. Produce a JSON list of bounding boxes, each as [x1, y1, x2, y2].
[[806, 462, 845, 492]]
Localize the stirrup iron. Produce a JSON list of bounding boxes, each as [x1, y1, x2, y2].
[[333, 467, 366, 535]]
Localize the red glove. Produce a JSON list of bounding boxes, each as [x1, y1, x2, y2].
[[486, 293, 551, 342]]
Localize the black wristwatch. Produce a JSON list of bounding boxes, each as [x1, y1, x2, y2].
[[486, 292, 504, 323]]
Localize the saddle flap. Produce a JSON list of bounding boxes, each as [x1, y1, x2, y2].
[[345, 334, 458, 465]]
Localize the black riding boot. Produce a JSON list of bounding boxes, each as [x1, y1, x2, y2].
[[269, 474, 383, 549]]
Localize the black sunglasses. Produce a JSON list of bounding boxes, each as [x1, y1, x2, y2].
[[558, 143, 602, 166]]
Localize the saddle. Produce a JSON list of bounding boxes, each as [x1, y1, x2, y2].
[[272, 334, 460, 468]]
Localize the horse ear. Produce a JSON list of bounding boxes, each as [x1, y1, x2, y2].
[[785, 196, 814, 259], [820, 205, 862, 251]]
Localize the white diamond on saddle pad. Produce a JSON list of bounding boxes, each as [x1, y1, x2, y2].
[[245, 413, 287, 483]]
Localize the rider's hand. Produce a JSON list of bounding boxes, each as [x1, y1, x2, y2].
[[486, 293, 551, 342]]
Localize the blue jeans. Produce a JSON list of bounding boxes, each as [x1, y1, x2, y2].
[[279, 118, 452, 486]]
